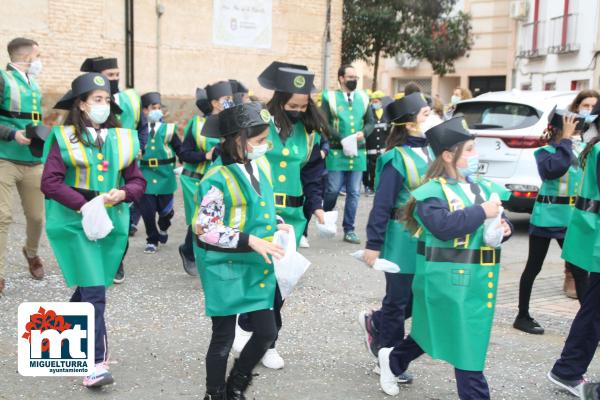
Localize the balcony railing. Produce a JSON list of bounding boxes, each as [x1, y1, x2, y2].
[[547, 13, 580, 54], [519, 20, 546, 58]]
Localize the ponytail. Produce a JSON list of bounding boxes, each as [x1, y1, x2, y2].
[[385, 115, 417, 151], [580, 136, 600, 170]]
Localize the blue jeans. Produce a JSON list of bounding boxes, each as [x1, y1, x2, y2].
[[371, 272, 413, 348], [323, 170, 362, 233]]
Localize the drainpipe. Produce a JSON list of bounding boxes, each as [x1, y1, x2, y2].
[[156, 1, 165, 91], [322, 0, 332, 90]]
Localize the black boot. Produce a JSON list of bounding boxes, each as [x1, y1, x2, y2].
[[226, 360, 253, 400], [204, 385, 226, 400]]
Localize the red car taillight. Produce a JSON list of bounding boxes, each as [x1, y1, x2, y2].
[[500, 136, 547, 149]]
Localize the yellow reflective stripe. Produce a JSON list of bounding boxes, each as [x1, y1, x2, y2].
[[164, 124, 175, 159], [397, 147, 420, 188], [75, 139, 91, 188], [304, 128, 315, 165], [124, 90, 140, 125], [439, 178, 470, 248], [2, 71, 21, 111], [255, 157, 272, 186], [219, 168, 247, 231], [58, 126, 83, 187], [327, 91, 340, 133]]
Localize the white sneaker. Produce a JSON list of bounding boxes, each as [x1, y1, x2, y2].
[[232, 323, 252, 354], [378, 347, 399, 396], [261, 348, 285, 369], [82, 362, 114, 387], [299, 236, 310, 248]]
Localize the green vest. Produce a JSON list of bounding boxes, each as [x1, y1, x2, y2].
[[114, 89, 141, 129], [530, 142, 584, 227], [562, 143, 600, 272], [140, 122, 178, 195], [44, 126, 140, 288], [410, 177, 510, 371], [322, 89, 369, 171], [181, 116, 219, 225], [0, 68, 42, 162], [266, 120, 319, 244], [192, 157, 278, 317], [376, 146, 432, 274]]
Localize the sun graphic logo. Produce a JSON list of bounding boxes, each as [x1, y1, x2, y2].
[[18, 302, 94, 376]]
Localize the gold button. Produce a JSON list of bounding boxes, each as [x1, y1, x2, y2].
[[151, 139, 155, 143], [152, 179, 158, 184], [333, 151, 338, 156], [264, 213, 270, 219], [488, 282, 494, 289], [282, 148, 290, 156], [266, 225, 272, 231], [97, 165, 103, 171], [259, 283, 265, 288], [97, 153, 104, 160], [488, 293, 493, 299], [487, 302, 493, 309], [459, 269, 464, 274], [349, 165, 353, 169], [264, 269, 269, 275], [488, 272, 494, 279], [97, 175, 104, 182], [350, 122, 355, 126], [151, 146, 156, 150], [195, 182, 200, 186], [349, 159, 354, 164], [260, 201, 266, 207], [280, 161, 287, 168], [278, 175, 286, 183]]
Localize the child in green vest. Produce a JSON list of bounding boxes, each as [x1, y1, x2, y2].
[[358, 93, 432, 379], [192, 102, 291, 400], [41, 72, 145, 388], [178, 81, 234, 275], [233, 61, 331, 370], [377, 116, 513, 400], [138, 92, 182, 253], [547, 133, 600, 398], [514, 108, 589, 335]]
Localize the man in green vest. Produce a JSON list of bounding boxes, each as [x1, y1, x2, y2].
[[0, 37, 46, 293], [80, 56, 149, 283], [321, 64, 375, 244]]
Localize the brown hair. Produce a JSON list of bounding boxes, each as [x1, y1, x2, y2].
[[385, 114, 417, 150], [568, 89, 600, 113], [7, 37, 38, 59], [220, 124, 269, 164], [455, 87, 473, 100], [580, 135, 600, 170], [64, 95, 120, 147], [404, 142, 466, 233]]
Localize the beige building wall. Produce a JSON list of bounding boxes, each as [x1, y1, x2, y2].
[[362, 0, 518, 104], [0, 0, 343, 123]]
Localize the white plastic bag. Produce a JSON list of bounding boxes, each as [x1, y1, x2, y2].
[[173, 166, 183, 176], [80, 195, 114, 241], [341, 134, 358, 157], [273, 227, 311, 299], [315, 210, 338, 238], [483, 193, 504, 248], [350, 250, 401, 273]]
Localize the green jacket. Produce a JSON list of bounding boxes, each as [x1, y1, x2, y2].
[[140, 122, 178, 195]]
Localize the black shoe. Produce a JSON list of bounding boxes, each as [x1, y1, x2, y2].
[[582, 383, 600, 400], [158, 231, 168, 245], [128, 224, 137, 237], [226, 360, 253, 400], [179, 245, 198, 276], [513, 315, 544, 334], [113, 263, 125, 284], [203, 385, 226, 400]]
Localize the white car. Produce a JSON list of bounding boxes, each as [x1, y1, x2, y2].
[[453, 90, 577, 213]]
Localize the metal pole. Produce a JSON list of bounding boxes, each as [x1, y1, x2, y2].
[[322, 0, 332, 90], [156, 1, 165, 91]]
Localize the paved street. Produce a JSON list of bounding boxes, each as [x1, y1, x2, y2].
[[1, 191, 598, 399]]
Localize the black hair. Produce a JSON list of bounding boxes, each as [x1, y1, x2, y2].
[[267, 91, 331, 141], [385, 113, 417, 150], [404, 82, 422, 96], [64, 94, 121, 147], [220, 124, 268, 164], [337, 64, 354, 78]]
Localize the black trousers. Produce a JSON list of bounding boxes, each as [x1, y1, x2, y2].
[[206, 309, 277, 390], [70, 286, 106, 364], [181, 225, 196, 261], [371, 272, 413, 348], [552, 272, 600, 381], [238, 285, 284, 349], [518, 235, 588, 316], [139, 194, 174, 245], [303, 174, 327, 237], [362, 154, 379, 191], [389, 336, 490, 400]]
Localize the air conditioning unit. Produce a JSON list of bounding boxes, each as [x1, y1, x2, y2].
[[395, 53, 419, 69], [510, 0, 528, 20]]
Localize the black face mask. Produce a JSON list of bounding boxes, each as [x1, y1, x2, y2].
[[285, 110, 303, 124], [109, 79, 119, 95], [345, 80, 357, 91]]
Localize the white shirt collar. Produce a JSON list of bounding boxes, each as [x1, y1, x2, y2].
[[236, 160, 260, 183], [85, 127, 108, 142], [8, 63, 29, 84]]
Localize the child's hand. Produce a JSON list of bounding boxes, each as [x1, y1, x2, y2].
[[363, 249, 380, 267], [481, 200, 501, 218], [562, 114, 578, 138], [500, 219, 512, 237], [314, 209, 325, 225], [276, 223, 293, 233], [249, 235, 285, 264]]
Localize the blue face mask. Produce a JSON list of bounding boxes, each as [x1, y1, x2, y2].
[[458, 155, 479, 177], [148, 109, 163, 123], [579, 109, 598, 124], [372, 103, 382, 110], [221, 99, 234, 110]]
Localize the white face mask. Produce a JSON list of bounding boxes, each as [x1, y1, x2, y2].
[[27, 59, 42, 76], [247, 142, 268, 160], [86, 104, 110, 125]]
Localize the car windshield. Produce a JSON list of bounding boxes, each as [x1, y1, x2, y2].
[[455, 101, 541, 130]]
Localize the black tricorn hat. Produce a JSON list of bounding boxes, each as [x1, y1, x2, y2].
[[229, 79, 249, 94], [141, 92, 162, 108], [54, 73, 122, 113], [195, 88, 212, 115], [547, 105, 596, 131], [205, 81, 233, 102], [25, 124, 50, 158], [201, 102, 271, 138], [385, 92, 429, 123], [425, 115, 475, 156], [258, 61, 316, 94], [80, 57, 118, 73]]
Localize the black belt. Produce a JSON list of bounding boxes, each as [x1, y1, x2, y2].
[[0, 108, 42, 121], [417, 241, 499, 265], [536, 195, 576, 205], [274, 193, 304, 208], [195, 237, 252, 253], [140, 157, 176, 167], [330, 143, 366, 150], [575, 196, 600, 214], [390, 207, 405, 221], [181, 168, 204, 180], [73, 188, 100, 202]]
